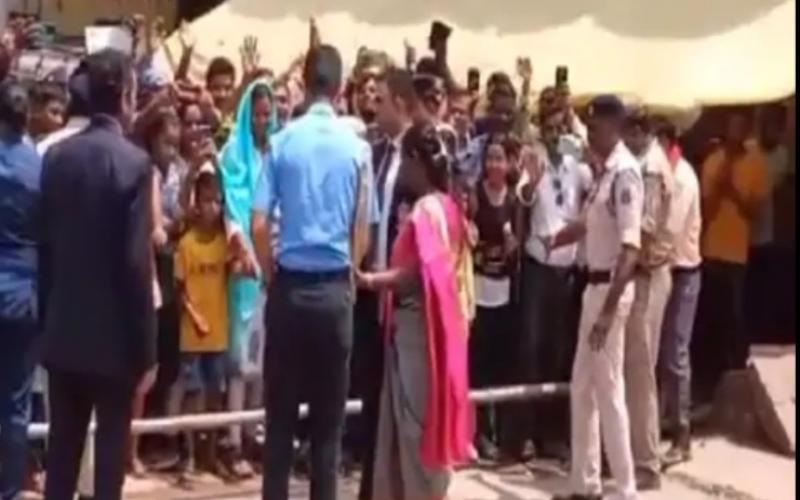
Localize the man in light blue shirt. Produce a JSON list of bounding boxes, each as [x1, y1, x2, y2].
[[251, 44, 373, 500]]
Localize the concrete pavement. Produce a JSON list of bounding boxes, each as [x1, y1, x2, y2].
[[110, 436, 793, 500]]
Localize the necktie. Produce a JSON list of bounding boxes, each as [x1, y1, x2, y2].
[[377, 141, 396, 211]]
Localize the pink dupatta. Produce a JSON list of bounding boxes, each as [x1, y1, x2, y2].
[[384, 193, 473, 469]]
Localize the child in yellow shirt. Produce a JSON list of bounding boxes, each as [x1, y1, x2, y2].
[[172, 171, 240, 475]]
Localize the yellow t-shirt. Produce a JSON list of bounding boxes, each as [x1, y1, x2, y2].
[[175, 228, 229, 353], [701, 146, 768, 264]]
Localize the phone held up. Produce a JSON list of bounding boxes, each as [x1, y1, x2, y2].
[[555, 65, 569, 87], [467, 67, 480, 93], [429, 20, 452, 50]]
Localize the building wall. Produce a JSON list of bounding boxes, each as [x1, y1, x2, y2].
[[21, 0, 177, 36]]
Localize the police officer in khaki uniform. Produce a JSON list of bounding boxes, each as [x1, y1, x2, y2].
[[621, 108, 676, 491], [549, 95, 643, 500]]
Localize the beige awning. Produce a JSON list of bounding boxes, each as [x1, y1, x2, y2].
[[166, 0, 796, 110]]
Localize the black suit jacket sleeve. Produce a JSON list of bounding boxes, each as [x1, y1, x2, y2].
[[122, 159, 157, 375], [37, 149, 54, 331]]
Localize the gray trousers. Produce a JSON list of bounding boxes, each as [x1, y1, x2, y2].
[[659, 268, 701, 429], [624, 265, 672, 476]]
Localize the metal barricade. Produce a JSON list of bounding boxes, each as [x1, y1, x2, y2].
[[26, 382, 569, 439]]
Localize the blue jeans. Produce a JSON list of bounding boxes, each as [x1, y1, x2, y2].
[[0, 319, 37, 500], [659, 268, 701, 428]]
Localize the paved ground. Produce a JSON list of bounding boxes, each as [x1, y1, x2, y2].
[[109, 435, 794, 500]]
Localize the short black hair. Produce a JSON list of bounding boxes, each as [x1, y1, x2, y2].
[[205, 57, 236, 84], [251, 83, 273, 104], [66, 62, 91, 118], [652, 115, 678, 144], [623, 106, 651, 133], [587, 94, 625, 121], [194, 170, 220, 200], [304, 45, 343, 98], [85, 49, 133, 116], [0, 81, 29, 134], [402, 118, 451, 192], [382, 68, 417, 106], [415, 57, 441, 78], [142, 107, 180, 154], [29, 81, 67, 108]]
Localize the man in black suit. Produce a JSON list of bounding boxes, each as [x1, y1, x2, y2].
[[352, 68, 417, 500], [39, 49, 156, 500]]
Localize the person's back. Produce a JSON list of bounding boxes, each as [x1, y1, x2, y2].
[[268, 103, 366, 271], [252, 44, 373, 500], [41, 117, 153, 377], [39, 51, 156, 379], [41, 48, 157, 500]]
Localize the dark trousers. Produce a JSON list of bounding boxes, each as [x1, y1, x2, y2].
[[745, 244, 796, 343], [513, 257, 577, 451], [470, 303, 516, 450], [44, 370, 135, 500], [0, 318, 37, 500], [147, 300, 180, 417], [263, 270, 353, 500], [348, 291, 384, 500], [692, 259, 746, 403]]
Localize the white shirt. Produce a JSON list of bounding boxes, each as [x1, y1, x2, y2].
[[668, 157, 702, 268], [475, 274, 511, 308], [751, 145, 790, 246], [376, 135, 402, 270], [518, 142, 592, 267], [585, 141, 643, 271], [36, 116, 90, 156]]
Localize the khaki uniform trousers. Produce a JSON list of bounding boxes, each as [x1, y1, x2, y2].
[[625, 265, 672, 475], [570, 283, 637, 500]]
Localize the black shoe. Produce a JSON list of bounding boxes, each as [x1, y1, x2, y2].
[[475, 435, 500, 462], [636, 469, 662, 491], [662, 425, 692, 470]]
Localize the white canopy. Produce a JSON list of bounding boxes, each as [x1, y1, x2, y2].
[[168, 0, 796, 110]]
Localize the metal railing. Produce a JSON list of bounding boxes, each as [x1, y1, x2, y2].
[[27, 382, 569, 439]]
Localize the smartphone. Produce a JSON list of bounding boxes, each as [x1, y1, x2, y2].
[[429, 20, 452, 49], [467, 67, 480, 93], [556, 65, 569, 87]]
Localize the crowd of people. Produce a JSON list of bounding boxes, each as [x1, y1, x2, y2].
[[0, 13, 794, 500]]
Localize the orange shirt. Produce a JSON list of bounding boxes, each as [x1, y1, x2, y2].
[[701, 146, 767, 264]]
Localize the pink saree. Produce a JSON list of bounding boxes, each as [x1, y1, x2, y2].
[[384, 193, 474, 469]]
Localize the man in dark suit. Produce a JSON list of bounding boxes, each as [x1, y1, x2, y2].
[[39, 49, 156, 500], [351, 67, 417, 500]]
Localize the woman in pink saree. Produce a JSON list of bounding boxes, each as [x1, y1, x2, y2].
[[357, 121, 474, 500]]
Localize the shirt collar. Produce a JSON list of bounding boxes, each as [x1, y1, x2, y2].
[[307, 100, 337, 118], [604, 140, 627, 172]]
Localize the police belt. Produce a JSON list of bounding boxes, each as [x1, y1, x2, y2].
[[586, 270, 612, 285]]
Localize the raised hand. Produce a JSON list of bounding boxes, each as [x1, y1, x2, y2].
[[240, 35, 261, 79], [516, 56, 533, 81], [404, 39, 417, 70], [309, 17, 321, 49], [520, 144, 544, 188], [178, 20, 196, 51]]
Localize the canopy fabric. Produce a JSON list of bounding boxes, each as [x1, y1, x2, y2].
[[166, 0, 795, 110]]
